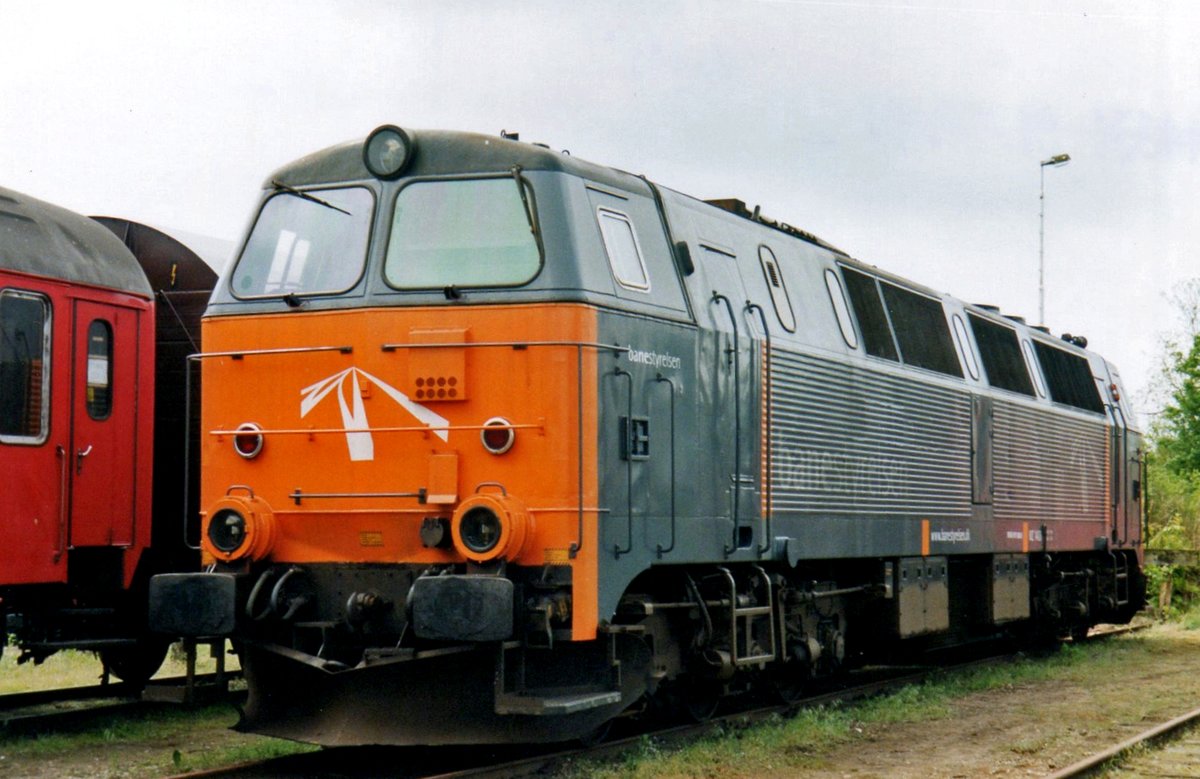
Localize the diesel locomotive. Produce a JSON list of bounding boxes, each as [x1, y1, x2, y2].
[[0, 186, 216, 680], [151, 126, 1145, 745]]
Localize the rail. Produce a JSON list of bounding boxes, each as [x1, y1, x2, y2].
[[1045, 703, 1200, 778]]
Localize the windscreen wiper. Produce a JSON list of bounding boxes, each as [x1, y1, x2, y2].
[[510, 166, 539, 238], [271, 180, 351, 216]]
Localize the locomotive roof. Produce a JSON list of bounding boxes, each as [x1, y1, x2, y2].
[[0, 186, 153, 297], [267, 128, 643, 193], [262, 127, 1092, 357]]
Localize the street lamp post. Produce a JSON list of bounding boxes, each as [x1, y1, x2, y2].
[[1039, 152, 1071, 325]]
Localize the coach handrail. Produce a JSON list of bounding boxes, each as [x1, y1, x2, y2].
[[54, 445, 68, 562]]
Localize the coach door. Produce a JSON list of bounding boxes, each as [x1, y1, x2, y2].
[[69, 300, 140, 548]]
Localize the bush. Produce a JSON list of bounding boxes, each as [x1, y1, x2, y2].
[[1145, 562, 1200, 619]]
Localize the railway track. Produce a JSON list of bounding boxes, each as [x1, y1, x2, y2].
[[0, 621, 1128, 778], [0, 671, 242, 735], [162, 648, 1032, 778], [1046, 704, 1200, 778]]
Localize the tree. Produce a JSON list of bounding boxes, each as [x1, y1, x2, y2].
[[1146, 280, 1200, 548], [1157, 333, 1200, 475]]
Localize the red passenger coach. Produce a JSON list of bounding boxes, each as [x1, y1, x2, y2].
[[1, 187, 216, 681]]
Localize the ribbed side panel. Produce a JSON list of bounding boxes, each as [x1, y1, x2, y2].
[[993, 402, 1107, 523], [768, 350, 972, 517]]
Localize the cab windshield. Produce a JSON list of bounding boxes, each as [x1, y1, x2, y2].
[[383, 177, 541, 289], [231, 186, 374, 298]]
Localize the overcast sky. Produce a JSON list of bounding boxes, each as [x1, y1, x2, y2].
[[2, 0, 1196, 422]]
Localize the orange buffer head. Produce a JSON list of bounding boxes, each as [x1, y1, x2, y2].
[[202, 492, 278, 563], [450, 491, 532, 564]]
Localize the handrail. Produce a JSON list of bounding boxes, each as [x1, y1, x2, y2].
[[382, 339, 628, 353], [612, 366, 634, 558], [745, 302, 773, 555], [290, 489, 426, 506], [54, 445, 68, 562], [183, 339, 626, 560], [209, 422, 543, 437], [711, 292, 742, 555], [381, 337, 624, 559], [183, 359, 199, 550], [654, 374, 677, 559], [190, 345, 353, 360]]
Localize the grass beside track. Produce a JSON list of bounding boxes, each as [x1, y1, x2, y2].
[[560, 616, 1190, 778], [1, 616, 1194, 778], [0, 641, 239, 695], [1, 642, 300, 778], [0, 702, 316, 776]]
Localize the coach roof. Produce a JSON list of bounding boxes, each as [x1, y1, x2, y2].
[[0, 186, 152, 297]]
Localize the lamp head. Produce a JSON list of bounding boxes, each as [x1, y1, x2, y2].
[[1041, 153, 1071, 167]]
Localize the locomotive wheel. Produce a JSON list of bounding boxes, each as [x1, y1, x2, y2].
[[576, 719, 613, 747], [681, 678, 722, 722], [100, 637, 171, 685], [768, 662, 808, 704]]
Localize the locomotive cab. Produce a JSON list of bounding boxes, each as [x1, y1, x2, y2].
[[152, 126, 691, 744]]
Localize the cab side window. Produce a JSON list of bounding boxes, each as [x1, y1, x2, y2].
[[597, 208, 649, 291]]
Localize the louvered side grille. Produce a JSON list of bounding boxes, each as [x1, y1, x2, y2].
[[768, 350, 972, 517], [993, 402, 1107, 523]]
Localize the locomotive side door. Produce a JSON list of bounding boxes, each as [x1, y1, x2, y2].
[[690, 241, 758, 552], [1099, 370, 1130, 547], [69, 300, 140, 548]]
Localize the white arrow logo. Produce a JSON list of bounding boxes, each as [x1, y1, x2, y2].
[[300, 367, 449, 462]]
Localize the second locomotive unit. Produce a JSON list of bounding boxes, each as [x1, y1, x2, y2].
[[152, 125, 1144, 745]]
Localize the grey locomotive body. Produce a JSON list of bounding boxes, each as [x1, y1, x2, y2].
[[152, 126, 1143, 745]]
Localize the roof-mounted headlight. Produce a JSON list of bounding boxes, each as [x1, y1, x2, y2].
[[363, 125, 414, 180]]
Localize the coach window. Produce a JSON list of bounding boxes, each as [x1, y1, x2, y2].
[[0, 290, 50, 444], [597, 209, 649, 291], [1032, 341, 1104, 413], [880, 283, 963, 377], [951, 314, 980, 380], [232, 186, 374, 299], [841, 267, 898, 361], [969, 314, 1035, 396], [85, 320, 113, 420], [386, 178, 541, 289], [758, 246, 795, 332]]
